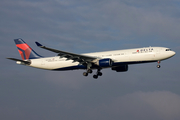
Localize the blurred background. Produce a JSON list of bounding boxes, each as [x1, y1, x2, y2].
[[1, 0, 180, 120]]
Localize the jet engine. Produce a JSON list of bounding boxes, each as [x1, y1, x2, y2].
[[96, 58, 113, 67], [111, 65, 128, 72]]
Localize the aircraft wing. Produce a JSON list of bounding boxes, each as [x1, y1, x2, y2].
[[35, 42, 97, 64]]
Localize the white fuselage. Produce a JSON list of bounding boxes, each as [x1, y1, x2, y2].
[[24, 47, 175, 70]]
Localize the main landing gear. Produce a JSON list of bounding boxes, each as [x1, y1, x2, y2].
[[157, 61, 161, 68], [93, 69, 102, 79], [83, 63, 93, 76], [83, 69, 92, 76], [83, 69, 102, 79]]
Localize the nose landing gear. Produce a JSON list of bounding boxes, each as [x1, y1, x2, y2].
[[157, 61, 161, 68]]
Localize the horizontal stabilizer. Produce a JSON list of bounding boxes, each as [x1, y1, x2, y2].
[[7, 58, 31, 65]]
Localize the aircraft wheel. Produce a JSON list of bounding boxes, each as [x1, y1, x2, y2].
[[93, 75, 98, 79], [83, 72, 88, 76], [87, 69, 93, 73], [97, 72, 102, 76], [157, 65, 161, 68]]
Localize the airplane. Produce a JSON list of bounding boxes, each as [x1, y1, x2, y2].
[[7, 38, 176, 79]]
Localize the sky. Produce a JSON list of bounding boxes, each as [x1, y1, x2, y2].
[[1, 0, 180, 120]]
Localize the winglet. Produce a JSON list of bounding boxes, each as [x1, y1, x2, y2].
[[35, 42, 43, 47]]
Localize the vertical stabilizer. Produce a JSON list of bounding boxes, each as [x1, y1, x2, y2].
[[14, 38, 41, 60]]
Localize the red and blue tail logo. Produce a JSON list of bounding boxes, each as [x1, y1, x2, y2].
[[14, 39, 42, 60]]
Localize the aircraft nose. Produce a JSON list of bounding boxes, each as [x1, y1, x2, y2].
[[172, 51, 176, 56], [171, 51, 176, 57]]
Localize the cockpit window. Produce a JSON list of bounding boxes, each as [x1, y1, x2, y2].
[[166, 49, 171, 51]]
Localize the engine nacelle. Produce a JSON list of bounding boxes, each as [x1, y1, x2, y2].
[[111, 65, 128, 72], [97, 58, 113, 67]]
